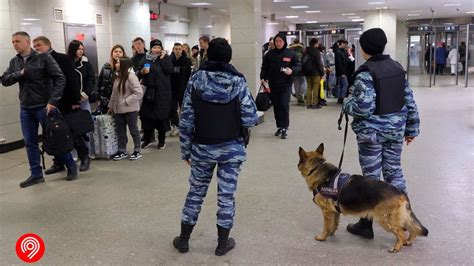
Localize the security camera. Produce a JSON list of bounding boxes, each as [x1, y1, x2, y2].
[[263, 15, 267, 19]]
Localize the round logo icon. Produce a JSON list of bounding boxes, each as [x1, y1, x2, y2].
[[15, 233, 45, 263]]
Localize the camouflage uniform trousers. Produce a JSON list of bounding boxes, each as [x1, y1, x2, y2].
[[181, 160, 242, 229], [357, 135, 406, 192]]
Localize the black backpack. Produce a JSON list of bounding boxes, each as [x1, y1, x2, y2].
[[42, 111, 74, 156], [301, 54, 313, 75]]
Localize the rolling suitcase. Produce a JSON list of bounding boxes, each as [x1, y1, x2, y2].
[[92, 114, 118, 159]]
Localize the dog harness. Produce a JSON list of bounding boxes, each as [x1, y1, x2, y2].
[[312, 169, 351, 213]]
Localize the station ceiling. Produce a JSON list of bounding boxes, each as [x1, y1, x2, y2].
[[168, 0, 474, 24]]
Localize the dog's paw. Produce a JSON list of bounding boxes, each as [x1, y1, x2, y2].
[[404, 241, 412, 246], [315, 234, 327, 241], [388, 247, 400, 253]]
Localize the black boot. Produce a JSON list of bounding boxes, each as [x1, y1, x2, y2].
[[66, 166, 78, 181], [215, 225, 235, 256], [173, 223, 195, 253], [346, 218, 374, 239], [79, 156, 91, 172], [44, 163, 65, 175]]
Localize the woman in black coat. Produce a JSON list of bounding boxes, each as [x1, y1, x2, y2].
[[67, 40, 97, 172], [138, 39, 174, 149]]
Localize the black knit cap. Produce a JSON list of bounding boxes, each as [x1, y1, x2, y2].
[[359, 28, 387, 55], [207, 38, 232, 63], [150, 39, 163, 49]]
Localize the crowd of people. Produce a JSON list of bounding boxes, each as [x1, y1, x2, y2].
[[424, 41, 467, 75], [2, 28, 420, 256]]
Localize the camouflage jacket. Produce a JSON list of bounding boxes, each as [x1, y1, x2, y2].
[[342, 71, 420, 141], [179, 69, 258, 162]]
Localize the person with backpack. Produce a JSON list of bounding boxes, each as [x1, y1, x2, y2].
[[32, 36, 80, 181], [289, 39, 306, 105], [97, 45, 127, 114], [302, 38, 325, 109], [172, 38, 258, 256], [138, 39, 173, 149], [260, 33, 301, 139], [342, 28, 420, 240], [68, 40, 96, 171], [2, 32, 67, 188], [107, 57, 143, 160]]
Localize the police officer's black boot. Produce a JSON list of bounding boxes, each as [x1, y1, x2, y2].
[[173, 223, 194, 253], [215, 225, 235, 256], [346, 218, 374, 239]]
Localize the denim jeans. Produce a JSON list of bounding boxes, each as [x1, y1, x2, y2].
[[20, 107, 75, 177]]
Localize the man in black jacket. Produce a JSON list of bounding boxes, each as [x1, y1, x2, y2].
[[132, 37, 147, 73], [260, 33, 301, 139], [33, 36, 80, 180], [333, 39, 349, 104], [170, 42, 192, 136], [2, 32, 67, 188]]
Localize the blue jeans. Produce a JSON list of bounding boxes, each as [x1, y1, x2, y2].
[[20, 107, 75, 177]]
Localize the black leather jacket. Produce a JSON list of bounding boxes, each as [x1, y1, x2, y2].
[[2, 50, 65, 108]]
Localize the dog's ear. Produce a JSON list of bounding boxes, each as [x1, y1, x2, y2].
[[316, 143, 324, 154], [299, 147, 308, 161]]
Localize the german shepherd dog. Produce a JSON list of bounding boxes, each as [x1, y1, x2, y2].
[[297, 143, 428, 253]]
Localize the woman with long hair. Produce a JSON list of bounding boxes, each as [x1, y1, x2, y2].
[[107, 57, 143, 160], [97, 44, 127, 113], [66, 40, 96, 172]]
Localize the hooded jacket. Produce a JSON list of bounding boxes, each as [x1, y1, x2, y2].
[[179, 68, 258, 162], [170, 51, 192, 98], [108, 71, 143, 114], [260, 33, 301, 89], [2, 50, 65, 108]]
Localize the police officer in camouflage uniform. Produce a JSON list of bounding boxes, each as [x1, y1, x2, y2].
[[173, 38, 258, 256], [342, 28, 420, 240]]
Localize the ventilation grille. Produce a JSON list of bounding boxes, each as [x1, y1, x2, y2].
[[96, 13, 103, 25], [53, 8, 64, 22]]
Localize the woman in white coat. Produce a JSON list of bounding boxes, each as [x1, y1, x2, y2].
[[447, 47, 459, 76]]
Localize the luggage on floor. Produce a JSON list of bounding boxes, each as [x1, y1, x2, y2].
[[92, 114, 118, 159]]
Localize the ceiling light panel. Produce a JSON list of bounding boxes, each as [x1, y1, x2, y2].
[[190, 2, 212, 6], [305, 10, 321, 13], [342, 13, 356, 16], [290, 5, 309, 9], [443, 3, 461, 6], [367, 1, 386, 4], [285, 15, 299, 18]]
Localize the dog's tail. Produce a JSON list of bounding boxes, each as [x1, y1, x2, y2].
[[406, 202, 429, 236]]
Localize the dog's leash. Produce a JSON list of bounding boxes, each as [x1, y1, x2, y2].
[[337, 108, 349, 170]]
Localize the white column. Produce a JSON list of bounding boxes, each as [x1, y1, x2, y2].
[[363, 10, 397, 58], [396, 20, 408, 68], [230, 0, 262, 95]]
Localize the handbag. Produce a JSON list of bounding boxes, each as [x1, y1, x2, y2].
[[64, 109, 94, 137], [255, 83, 272, 111], [320, 79, 326, 99]]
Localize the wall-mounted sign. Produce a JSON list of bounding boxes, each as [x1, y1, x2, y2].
[[305, 29, 345, 36], [279, 31, 300, 35]]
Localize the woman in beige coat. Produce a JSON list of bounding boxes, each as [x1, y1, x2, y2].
[[108, 57, 144, 160]]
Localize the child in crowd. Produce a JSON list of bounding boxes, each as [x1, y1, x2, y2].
[[108, 57, 144, 160]]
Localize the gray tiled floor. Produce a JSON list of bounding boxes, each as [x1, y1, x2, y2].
[[0, 85, 473, 264]]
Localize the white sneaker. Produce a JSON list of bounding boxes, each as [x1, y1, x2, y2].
[[170, 126, 179, 137]]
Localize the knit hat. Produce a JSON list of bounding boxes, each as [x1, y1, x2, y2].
[[150, 39, 163, 49], [359, 28, 387, 55], [192, 45, 199, 51], [207, 38, 232, 63]]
